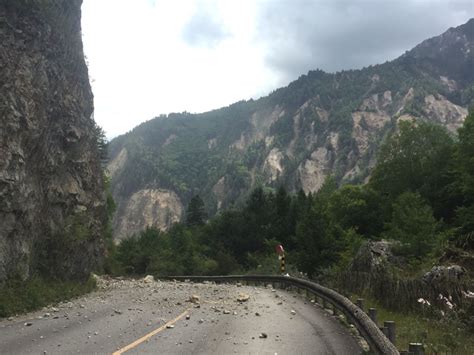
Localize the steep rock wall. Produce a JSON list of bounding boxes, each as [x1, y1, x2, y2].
[[0, 0, 106, 283]]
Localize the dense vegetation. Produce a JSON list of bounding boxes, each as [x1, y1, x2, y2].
[[110, 111, 474, 278], [0, 276, 96, 318]]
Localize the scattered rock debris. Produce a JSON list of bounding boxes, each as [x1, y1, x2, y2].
[[237, 293, 250, 302], [143, 275, 155, 283], [0, 275, 360, 353], [188, 295, 200, 304]]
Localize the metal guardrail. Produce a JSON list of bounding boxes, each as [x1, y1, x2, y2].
[[159, 275, 399, 355]]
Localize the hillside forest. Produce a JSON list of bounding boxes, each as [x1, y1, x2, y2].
[[107, 18, 474, 242], [109, 110, 474, 280]]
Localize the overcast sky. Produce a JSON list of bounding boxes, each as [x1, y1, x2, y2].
[[81, 0, 473, 139]]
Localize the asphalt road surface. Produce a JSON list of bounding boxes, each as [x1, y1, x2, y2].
[[0, 276, 362, 354]]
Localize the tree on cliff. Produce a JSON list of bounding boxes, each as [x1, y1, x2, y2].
[[93, 122, 108, 166]]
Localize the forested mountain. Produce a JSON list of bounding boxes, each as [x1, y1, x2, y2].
[[108, 19, 474, 240]]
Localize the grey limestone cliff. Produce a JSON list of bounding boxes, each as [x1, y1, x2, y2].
[[0, 0, 106, 283]]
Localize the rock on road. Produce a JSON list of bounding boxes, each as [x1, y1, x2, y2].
[[0, 276, 362, 354]]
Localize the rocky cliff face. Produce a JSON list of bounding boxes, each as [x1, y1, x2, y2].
[[108, 19, 474, 240], [0, 0, 106, 283]]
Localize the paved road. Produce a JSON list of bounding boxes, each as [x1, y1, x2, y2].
[[0, 277, 362, 354]]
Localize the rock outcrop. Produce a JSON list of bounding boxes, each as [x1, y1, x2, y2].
[[348, 240, 399, 274], [422, 265, 466, 285], [0, 0, 106, 283], [114, 189, 183, 240], [298, 147, 331, 194]]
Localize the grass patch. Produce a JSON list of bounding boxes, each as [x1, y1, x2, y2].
[[0, 276, 96, 318], [347, 294, 474, 354]]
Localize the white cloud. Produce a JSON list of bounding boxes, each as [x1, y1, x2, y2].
[[82, 0, 276, 139]]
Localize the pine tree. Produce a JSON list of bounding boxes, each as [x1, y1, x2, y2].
[[454, 110, 474, 246], [383, 192, 438, 258], [185, 195, 207, 227]]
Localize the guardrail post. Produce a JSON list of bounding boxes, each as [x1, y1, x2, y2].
[[381, 326, 389, 338], [356, 298, 365, 312], [408, 343, 424, 355], [368, 308, 377, 324], [332, 304, 338, 316], [322, 298, 328, 309], [384, 321, 396, 345]]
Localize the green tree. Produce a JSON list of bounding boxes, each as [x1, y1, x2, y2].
[[206, 210, 252, 265], [383, 192, 439, 259], [287, 189, 313, 237], [457, 110, 474, 199], [453, 110, 474, 246], [185, 195, 207, 227], [294, 178, 341, 276], [242, 187, 274, 250], [370, 120, 455, 219], [272, 186, 294, 248], [328, 185, 386, 238], [114, 228, 160, 275], [93, 122, 108, 166]]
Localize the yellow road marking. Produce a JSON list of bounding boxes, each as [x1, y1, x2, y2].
[[112, 309, 189, 355]]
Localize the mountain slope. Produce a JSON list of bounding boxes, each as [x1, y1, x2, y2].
[[108, 19, 473, 240]]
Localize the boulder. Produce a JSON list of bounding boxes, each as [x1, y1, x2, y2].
[[187, 295, 200, 304], [237, 293, 250, 302], [143, 275, 154, 283], [349, 240, 400, 273], [422, 265, 466, 285]]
